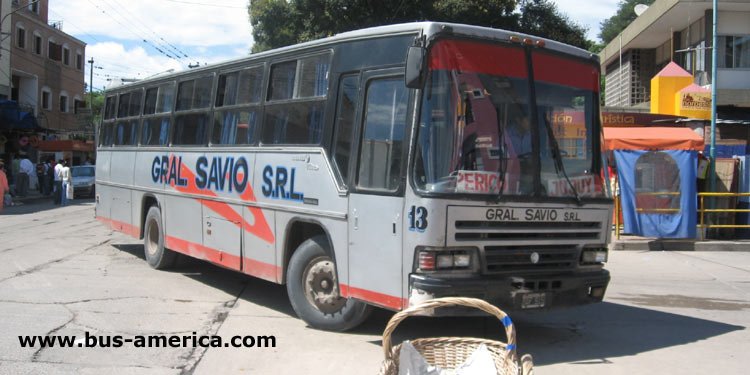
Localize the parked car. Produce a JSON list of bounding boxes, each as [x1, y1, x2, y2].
[[71, 165, 95, 198]]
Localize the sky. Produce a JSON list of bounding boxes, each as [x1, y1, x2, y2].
[[47, 0, 621, 92]]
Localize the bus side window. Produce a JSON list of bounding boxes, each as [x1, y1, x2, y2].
[[262, 53, 331, 145], [332, 74, 359, 183]]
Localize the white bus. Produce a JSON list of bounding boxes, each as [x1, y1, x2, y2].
[[96, 22, 612, 331]]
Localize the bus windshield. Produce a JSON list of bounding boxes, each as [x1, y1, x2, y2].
[[414, 39, 608, 199]]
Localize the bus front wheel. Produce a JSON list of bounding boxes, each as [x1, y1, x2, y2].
[[143, 206, 177, 269], [287, 236, 371, 331]]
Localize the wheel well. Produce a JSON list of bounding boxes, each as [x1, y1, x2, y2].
[[140, 195, 159, 239], [282, 220, 328, 284]]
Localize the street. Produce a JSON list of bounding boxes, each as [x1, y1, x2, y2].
[[1, 200, 749, 374]]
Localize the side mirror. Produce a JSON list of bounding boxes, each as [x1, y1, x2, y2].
[[405, 45, 426, 89]]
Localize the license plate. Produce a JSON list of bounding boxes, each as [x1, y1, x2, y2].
[[521, 293, 546, 309]]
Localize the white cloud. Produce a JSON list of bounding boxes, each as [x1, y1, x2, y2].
[[48, 0, 252, 91], [50, 0, 251, 48], [54, 1, 619, 91], [552, 0, 621, 41]]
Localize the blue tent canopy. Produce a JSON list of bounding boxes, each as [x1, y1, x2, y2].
[[604, 127, 704, 238], [0, 100, 42, 130]]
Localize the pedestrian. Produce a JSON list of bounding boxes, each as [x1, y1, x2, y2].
[[0, 160, 9, 212], [60, 160, 71, 206], [45, 158, 54, 196], [11, 155, 20, 187], [53, 159, 64, 205], [17, 153, 33, 197], [36, 161, 47, 195], [44, 158, 55, 196]]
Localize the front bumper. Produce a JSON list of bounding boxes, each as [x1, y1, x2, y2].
[[409, 270, 610, 315], [73, 185, 95, 197]]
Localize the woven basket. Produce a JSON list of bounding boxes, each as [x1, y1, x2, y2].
[[379, 297, 533, 375]]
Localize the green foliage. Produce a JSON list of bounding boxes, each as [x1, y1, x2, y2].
[[249, 0, 300, 53], [85, 91, 104, 111], [85, 91, 105, 125], [516, 0, 589, 49], [248, 0, 591, 52], [599, 0, 655, 44]]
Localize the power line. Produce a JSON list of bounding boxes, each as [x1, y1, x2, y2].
[[86, 0, 182, 62], [105, 0, 191, 59], [93, 58, 161, 73], [162, 0, 247, 9], [102, 0, 189, 60], [47, 9, 105, 45]]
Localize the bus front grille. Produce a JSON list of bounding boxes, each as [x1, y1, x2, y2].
[[483, 245, 578, 273], [452, 220, 603, 274]]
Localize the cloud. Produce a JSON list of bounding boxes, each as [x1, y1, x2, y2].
[[552, 0, 621, 41], [50, 0, 252, 48], [48, 1, 252, 91], [56, 1, 619, 91]]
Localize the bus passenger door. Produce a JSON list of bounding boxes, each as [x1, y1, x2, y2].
[[346, 70, 409, 310]]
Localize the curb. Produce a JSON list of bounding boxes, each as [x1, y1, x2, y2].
[[611, 239, 750, 251]]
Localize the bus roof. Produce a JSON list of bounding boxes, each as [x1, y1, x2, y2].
[[106, 22, 598, 92]]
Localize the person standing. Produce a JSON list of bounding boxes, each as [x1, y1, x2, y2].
[[36, 161, 47, 195], [11, 155, 20, 189], [53, 159, 64, 205], [45, 159, 54, 196], [60, 160, 71, 206], [17, 154, 33, 197], [0, 160, 9, 212]]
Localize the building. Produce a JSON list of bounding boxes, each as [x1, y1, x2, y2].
[[8, 0, 86, 131], [600, 0, 750, 239], [599, 0, 750, 112], [1, 0, 12, 97]]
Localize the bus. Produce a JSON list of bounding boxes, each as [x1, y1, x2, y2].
[[95, 22, 612, 331]]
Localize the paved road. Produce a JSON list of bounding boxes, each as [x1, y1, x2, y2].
[[1, 200, 749, 374]]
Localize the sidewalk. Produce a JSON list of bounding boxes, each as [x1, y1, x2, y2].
[[8, 189, 53, 206], [611, 234, 750, 251], [2, 189, 56, 215]]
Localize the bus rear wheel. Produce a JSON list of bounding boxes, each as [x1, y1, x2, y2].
[[143, 206, 177, 269], [286, 236, 371, 331]]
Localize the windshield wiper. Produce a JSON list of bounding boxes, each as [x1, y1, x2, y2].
[[494, 107, 507, 199], [541, 114, 582, 205]]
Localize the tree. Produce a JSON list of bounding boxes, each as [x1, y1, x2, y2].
[[599, 0, 655, 44], [248, 0, 301, 53], [516, 0, 590, 49], [248, 0, 590, 52], [84, 90, 105, 129]]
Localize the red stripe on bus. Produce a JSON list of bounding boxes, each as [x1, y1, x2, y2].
[[168, 155, 276, 245], [165, 236, 242, 270], [243, 258, 281, 283], [96, 216, 140, 238], [339, 284, 405, 310], [428, 40, 599, 92], [429, 39, 527, 78], [532, 52, 599, 92]]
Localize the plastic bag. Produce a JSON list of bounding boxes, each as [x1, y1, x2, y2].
[[66, 183, 74, 200], [398, 341, 497, 375]]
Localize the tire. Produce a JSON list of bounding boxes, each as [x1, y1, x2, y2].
[[143, 206, 177, 269], [286, 236, 372, 331]]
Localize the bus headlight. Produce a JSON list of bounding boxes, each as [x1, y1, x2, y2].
[[581, 249, 608, 264], [415, 247, 478, 272]]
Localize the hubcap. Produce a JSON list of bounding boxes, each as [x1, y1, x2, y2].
[[303, 257, 346, 314], [146, 220, 159, 257]]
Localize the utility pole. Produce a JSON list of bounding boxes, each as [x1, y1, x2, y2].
[[88, 57, 94, 108], [709, 0, 718, 194]]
